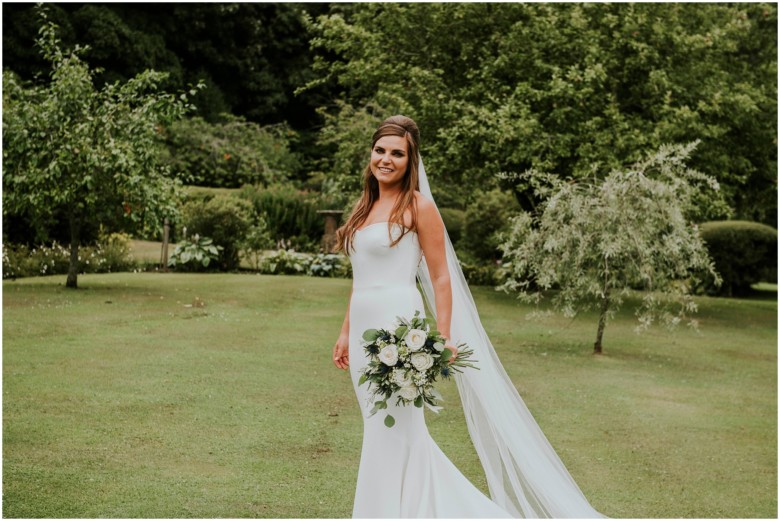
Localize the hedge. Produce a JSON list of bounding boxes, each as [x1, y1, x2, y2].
[[699, 220, 777, 296]]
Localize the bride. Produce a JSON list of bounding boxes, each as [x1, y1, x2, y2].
[[331, 115, 604, 518]]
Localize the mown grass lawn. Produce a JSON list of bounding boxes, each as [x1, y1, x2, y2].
[[3, 273, 776, 518]]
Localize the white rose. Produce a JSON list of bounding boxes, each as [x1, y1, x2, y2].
[[378, 344, 399, 366], [411, 352, 434, 371], [405, 329, 428, 351], [392, 369, 412, 387], [398, 385, 419, 401]]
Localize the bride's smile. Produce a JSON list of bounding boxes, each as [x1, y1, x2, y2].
[[370, 135, 409, 187]]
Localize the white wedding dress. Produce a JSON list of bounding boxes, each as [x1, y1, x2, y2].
[[347, 222, 512, 518]]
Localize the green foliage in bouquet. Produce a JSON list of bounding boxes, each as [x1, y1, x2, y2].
[[358, 311, 478, 428]]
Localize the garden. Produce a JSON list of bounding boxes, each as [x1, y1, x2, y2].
[[2, 3, 777, 518]]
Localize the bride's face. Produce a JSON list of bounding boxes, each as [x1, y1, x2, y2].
[[370, 135, 409, 187]]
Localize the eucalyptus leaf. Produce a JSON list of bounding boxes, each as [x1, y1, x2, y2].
[[362, 329, 380, 341], [384, 414, 396, 428]]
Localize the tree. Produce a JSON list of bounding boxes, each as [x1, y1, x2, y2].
[[498, 143, 721, 354], [2, 7, 199, 288], [2, 3, 332, 129], [304, 3, 777, 223], [159, 114, 301, 188]]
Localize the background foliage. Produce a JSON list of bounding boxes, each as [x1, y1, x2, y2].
[[2, 3, 776, 287], [160, 115, 301, 188], [499, 143, 722, 352], [2, 7, 195, 287], [698, 221, 778, 297], [304, 3, 777, 224]]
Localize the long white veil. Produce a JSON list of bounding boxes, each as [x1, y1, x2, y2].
[[416, 159, 605, 518]]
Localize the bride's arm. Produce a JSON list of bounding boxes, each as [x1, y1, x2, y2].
[[333, 288, 352, 370], [415, 194, 458, 361]]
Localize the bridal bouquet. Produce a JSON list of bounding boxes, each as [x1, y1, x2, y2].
[[358, 311, 478, 428]]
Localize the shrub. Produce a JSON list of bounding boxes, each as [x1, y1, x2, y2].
[[458, 189, 520, 262], [698, 220, 778, 296], [460, 261, 501, 287], [2, 233, 136, 279], [181, 195, 253, 271], [439, 208, 465, 244], [161, 115, 301, 188], [238, 184, 323, 251], [168, 235, 223, 271], [307, 253, 351, 278], [258, 249, 309, 275], [240, 219, 275, 271], [98, 233, 136, 273], [256, 250, 351, 278]]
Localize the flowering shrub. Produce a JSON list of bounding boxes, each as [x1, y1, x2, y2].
[[3, 233, 136, 279], [257, 250, 350, 278], [258, 249, 308, 275], [307, 253, 350, 278]]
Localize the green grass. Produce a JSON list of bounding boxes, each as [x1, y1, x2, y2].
[[3, 273, 776, 518]]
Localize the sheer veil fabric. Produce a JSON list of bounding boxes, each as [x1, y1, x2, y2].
[[416, 159, 605, 518]]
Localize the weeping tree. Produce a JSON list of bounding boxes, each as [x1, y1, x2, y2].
[[499, 142, 722, 354], [2, 6, 200, 288]]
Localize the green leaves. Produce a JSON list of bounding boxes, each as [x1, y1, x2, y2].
[[394, 325, 408, 340], [358, 314, 480, 427], [383, 415, 396, 428], [369, 400, 388, 417], [306, 3, 775, 222], [3, 6, 196, 286], [168, 235, 223, 269], [499, 143, 722, 352], [362, 329, 380, 342]]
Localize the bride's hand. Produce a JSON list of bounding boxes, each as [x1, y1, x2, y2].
[[333, 334, 350, 370], [445, 342, 459, 364]]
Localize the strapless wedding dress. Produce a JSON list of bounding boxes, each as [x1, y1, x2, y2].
[[347, 222, 512, 518]]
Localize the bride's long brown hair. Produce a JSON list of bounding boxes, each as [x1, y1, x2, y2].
[[336, 115, 421, 254]]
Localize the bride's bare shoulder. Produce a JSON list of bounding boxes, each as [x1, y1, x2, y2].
[[413, 191, 436, 213], [413, 191, 444, 230]]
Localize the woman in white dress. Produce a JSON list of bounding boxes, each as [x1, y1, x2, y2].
[[332, 116, 604, 519]]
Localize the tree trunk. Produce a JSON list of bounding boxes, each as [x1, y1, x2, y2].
[[593, 291, 609, 354], [66, 213, 81, 289]]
